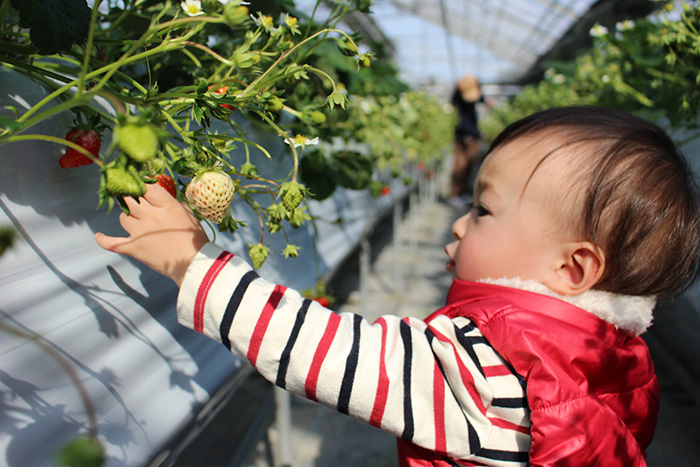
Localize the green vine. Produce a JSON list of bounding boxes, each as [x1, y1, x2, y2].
[[481, 2, 700, 145], [0, 0, 452, 268]]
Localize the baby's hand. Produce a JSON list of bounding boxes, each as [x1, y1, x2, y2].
[[95, 183, 209, 287]]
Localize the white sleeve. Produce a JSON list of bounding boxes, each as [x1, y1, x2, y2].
[[177, 243, 530, 464]]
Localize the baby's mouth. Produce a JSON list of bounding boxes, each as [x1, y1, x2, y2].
[[444, 246, 455, 272]]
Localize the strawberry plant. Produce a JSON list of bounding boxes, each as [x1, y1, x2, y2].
[[0, 226, 15, 257], [302, 282, 335, 308], [481, 2, 700, 143], [0, 1, 453, 463], [0, 0, 452, 270]]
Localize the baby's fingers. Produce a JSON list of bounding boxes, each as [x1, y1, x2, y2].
[[144, 183, 178, 207], [94, 232, 133, 255]]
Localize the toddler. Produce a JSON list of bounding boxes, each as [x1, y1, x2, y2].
[[95, 106, 700, 466]]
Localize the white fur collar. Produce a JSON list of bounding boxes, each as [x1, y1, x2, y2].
[[479, 278, 656, 337]]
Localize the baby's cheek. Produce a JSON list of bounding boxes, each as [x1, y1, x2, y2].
[[455, 243, 481, 281]]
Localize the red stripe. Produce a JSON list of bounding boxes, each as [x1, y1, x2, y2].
[[305, 312, 341, 401], [430, 327, 530, 439], [429, 325, 489, 416], [491, 417, 530, 435], [247, 284, 287, 366], [369, 318, 390, 428], [193, 251, 234, 333], [432, 360, 447, 452], [483, 365, 513, 377]]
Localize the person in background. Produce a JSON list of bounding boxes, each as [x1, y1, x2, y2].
[[95, 106, 700, 466], [449, 74, 486, 209]]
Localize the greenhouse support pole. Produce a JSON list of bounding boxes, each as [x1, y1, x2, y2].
[[393, 201, 403, 291], [274, 386, 293, 467], [420, 176, 428, 207], [409, 191, 418, 252], [360, 236, 371, 316]]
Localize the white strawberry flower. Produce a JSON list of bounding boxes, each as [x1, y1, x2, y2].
[[589, 24, 608, 38], [284, 134, 320, 149], [181, 0, 204, 16], [551, 73, 566, 84], [616, 20, 635, 32]]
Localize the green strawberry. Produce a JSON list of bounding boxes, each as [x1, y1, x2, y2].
[[279, 181, 305, 212], [185, 170, 235, 224], [259, 92, 283, 112], [105, 166, 146, 197], [248, 243, 271, 269], [141, 157, 166, 176], [311, 110, 326, 124], [56, 436, 105, 467], [116, 123, 159, 162]]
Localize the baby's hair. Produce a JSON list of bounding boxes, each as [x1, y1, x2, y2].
[[489, 106, 700, 296]]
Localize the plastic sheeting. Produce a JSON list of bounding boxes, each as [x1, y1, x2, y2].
[[0, 68, 414, 466]]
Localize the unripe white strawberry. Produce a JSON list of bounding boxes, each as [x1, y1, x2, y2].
[[185, 170, 235, 224]]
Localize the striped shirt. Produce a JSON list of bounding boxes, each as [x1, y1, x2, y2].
[[177, 243, 531, 465]]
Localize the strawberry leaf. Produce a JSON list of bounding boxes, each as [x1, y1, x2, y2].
[[10, 0, 91, 55], [0, 116, 21, 132]]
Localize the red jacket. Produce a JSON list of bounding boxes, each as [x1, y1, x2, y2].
[[398, 280, 659, 467]]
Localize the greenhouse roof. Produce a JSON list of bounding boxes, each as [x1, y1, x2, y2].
[[303, 0, 661, 94]]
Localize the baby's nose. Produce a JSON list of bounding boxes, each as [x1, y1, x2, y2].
[[451, 214, 469, 240]]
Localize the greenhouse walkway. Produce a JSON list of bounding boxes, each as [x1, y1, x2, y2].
[[175, 182, 700, 467], [244, 184, 459, 467]]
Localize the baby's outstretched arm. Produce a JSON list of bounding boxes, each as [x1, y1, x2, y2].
[[95, 184, 209, 287]]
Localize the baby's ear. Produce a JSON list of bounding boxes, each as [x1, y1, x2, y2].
[[546, 242, 605, 295]]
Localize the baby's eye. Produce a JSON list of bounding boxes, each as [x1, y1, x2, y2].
[[475, 205, 490, 217], [470, 204, 491, 217], [467, 203, 490, 217]]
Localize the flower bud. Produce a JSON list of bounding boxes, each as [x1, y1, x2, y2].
[[224, 4, 249, 27]]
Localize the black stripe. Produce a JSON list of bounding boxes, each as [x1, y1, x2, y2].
[[440, 457, 462, 466], [337, 314, 362, 414], [276, 298, 311, 389], [425, 327, 436, 344], [491, 397, 528, 408], [475, 448, 529, 462], [460, 321, 477, 334], [454, 326, 486, 378], [220, 270, 258, 349], [460, 329, 525, 389], [426, 328, 448, 379], [464, 335, 489, 346], [399, 320, 414, 441], [467, 417, 481, 454]]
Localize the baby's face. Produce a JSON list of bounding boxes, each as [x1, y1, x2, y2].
[[444, 134, 574, 284]]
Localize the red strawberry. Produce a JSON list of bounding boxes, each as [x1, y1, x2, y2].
[[214, 87, 233, 111], [59, 128, 101, 168], [380, 185, 391, 196], [314, 296, 331, 308], [154, 174, 177, 198]]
